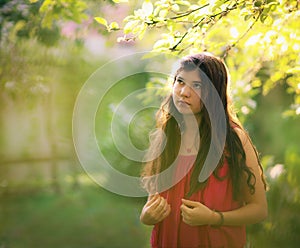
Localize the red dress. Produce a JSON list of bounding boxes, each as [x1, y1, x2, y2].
[[151, 155, 246, 248]]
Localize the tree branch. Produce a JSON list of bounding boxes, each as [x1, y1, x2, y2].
[[169, 1, 242, 52], [169, 3, 209, 20], [222, 8, 264, 59], [145, 3, 209, 25]]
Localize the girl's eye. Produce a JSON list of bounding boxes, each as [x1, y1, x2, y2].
[[193, 83, 202, 89], [176, 79, 184, 84]]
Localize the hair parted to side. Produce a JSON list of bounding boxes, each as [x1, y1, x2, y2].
[[141, 52, 267, 200]]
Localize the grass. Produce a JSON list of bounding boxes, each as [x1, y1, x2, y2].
[[0, 184, 152, 248]]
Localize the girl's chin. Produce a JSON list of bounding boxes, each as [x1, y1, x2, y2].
[[175, 103, 201, 115], [176, 107, 201, 116], [176, 109, 196, 115]]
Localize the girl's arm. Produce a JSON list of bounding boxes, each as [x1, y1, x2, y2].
[[180, 128, 268, 226], [215, 128, 268, 225]]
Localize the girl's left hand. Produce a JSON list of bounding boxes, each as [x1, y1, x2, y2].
[[180, 199, 215, 226]]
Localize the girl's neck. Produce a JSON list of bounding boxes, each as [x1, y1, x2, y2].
[[182, 114, 201, 135], [179, 114, 201, 155]]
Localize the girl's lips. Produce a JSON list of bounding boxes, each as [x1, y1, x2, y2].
[[178, 100, 190, 106]]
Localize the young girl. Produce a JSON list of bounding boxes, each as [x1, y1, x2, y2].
[[140, 53, 268, 248]]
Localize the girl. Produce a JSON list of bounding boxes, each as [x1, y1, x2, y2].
[[140, 53, 268, 248]]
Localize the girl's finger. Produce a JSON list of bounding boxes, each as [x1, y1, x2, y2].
[[160, 200, 169, 214], [148, 192, 159, 202], [156, 197, 166, 211], [180, 203, 190, 214], [181, 199, 199, 208]]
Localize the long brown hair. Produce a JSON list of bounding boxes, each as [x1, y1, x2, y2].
[[142, 53, 267, 200]]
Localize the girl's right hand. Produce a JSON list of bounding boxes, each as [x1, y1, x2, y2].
[[140, 193, 171, 225]]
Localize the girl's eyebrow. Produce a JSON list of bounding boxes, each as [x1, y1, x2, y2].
[[177, 76, 201, 84]]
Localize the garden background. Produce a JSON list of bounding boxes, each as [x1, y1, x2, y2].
[[0, 0, 299, 247]]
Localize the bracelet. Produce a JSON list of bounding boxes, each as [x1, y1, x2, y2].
[[211, 210, 224, 228]]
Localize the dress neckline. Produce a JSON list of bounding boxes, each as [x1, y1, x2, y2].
[[178, 153, 197, 157]]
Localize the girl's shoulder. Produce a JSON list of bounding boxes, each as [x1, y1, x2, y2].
[[228, 120, 250, 148], [230, 121, 250, 146], [230, 120, 241, 129]]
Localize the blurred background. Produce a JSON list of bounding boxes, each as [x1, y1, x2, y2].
[[0, 0, 299, 247]]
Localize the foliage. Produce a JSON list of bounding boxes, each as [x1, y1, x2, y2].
[[96, 0, 300, 118], [0, 0, 103, 46], [38, 0, 88, 29], [247, 148, 300, 247], [0, 0, 60, 46]]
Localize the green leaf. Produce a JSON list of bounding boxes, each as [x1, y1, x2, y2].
[[266, 1, 280, 11], [153, 39, 170, 49], [251, 79, 262, 88], [171, 4, 180, 12], [211, 0, 225, 12], [29, 0, 39, 3], [112, 0, 129, 3], [263, 15, 274, 25], [260, 14, 268, 23], [253, 0, 263, 8], [244, 14, 253, 21], [109, 22, 120, 31], [174, 1, 191, 6], [94, 17, 108, 27], [138, 24, 147, 40], [39, 0, 55, 13], [287, 66, 300, 74], [124, 20, 140, 34]]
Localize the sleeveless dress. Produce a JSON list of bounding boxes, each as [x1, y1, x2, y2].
[[151, 155, 246, 248]]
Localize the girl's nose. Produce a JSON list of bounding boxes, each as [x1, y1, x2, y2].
[[180, 85, 191, 97]]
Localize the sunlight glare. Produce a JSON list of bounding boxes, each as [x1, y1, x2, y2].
[[230, 27, 239, 39]]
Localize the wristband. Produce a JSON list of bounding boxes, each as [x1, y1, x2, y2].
[[211, 210, 224, 228]]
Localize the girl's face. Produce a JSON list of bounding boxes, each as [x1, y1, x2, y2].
[[172, 69, 202, 115]]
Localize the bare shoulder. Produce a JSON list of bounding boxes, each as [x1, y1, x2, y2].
[[232, 125, 259, 167], [231, 124, 249, 147]]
